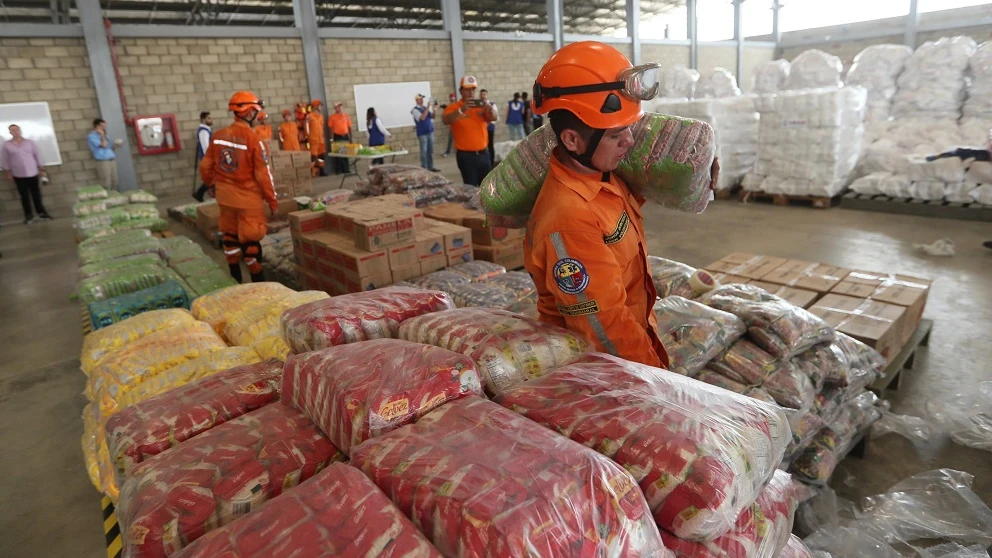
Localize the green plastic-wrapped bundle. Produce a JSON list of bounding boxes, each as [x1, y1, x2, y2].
[[171, 257, 221, 279], [78, 185, 109, 200], [87, 281, 191, 330], [78, 227, 117, 241], [128, 189, 158, 203], [124, 203, 160, 220], [105, 192, 129, 208], [113, 217, 169, 233], [160, 237, 205, 263], [74, 199, 108, 217], [79, 253, 164, 280], [79, 229, 153, 250], [78, 236, 162, 265], [185, 269, 239, 297], [77, 263, 182, 303]]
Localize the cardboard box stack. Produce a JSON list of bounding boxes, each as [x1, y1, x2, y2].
[[270, 151, 314, 198], [424, 203, 525, 270]]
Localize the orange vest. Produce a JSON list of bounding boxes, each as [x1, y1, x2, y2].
[[199, 120, 277, 210], [279, 121, 301, 151]]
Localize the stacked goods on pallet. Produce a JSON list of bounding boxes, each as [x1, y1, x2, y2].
[[745, 86, 867, 197], [962, 41, 992, 142], [844, 45, 914, 122], [423, 202, 521, 268], [652, 296, 746, 376], [72, 186, 167, 241], [269, 150, 313, 197], [190, 282, 295, 338], [696, 68, 742, 99], [751, 59, 790, 95], [223, 290, 329, 360], [418, 268, 537, 310], [782, 50, 843, 91], [352, 164, 476, 207], [660, 64, 699, 99], [891, 36, 976, 120]]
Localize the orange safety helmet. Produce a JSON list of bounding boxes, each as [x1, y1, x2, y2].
[[311, 99, 322, 108], [228, 90, 264, 118], [281, 108, 292, 117], [531, 42, 657, 130]]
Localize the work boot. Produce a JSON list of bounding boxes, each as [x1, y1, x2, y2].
[[229, 263, 243, 283], [250, 271, 265, 283]]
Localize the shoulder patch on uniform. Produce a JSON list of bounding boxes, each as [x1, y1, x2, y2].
[[218, 148, 238, 173], [603, 211, 629, 245], [553, 257, 590, 295], [558, 300, 600, 316]]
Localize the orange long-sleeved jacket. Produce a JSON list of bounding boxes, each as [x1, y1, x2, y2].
[[307, 111, 326, 156], [279, 121, 302, 151], [199, 120, 277, 210], [524, 154, 668, 368], [254, 124, 273, 141]]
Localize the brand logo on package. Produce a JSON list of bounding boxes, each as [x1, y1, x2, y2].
[[553, 258, 589, 295]]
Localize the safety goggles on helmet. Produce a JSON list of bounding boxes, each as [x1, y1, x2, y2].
[[533, 63, 661, 110], [232, 99, 265, 112]]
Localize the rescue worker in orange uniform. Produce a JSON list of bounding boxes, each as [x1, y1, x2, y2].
[[306, 99, 327, 175], [200, 91, 278, 284], [295, 103, 309, 150], [254, 111, 273, 141], [279, 109, 302, 151], [525, 42, 719, 368], [328, 102, 353, 175]]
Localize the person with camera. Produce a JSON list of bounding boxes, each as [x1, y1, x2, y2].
[[442, 76, 497, 186], [411, 94, 440, 172], [87, 118, 122, 190]]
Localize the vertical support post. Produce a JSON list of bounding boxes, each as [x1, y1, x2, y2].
[[442, 0, 465, 94], [687, 0, 697, 69], [626, 0, 640, 65], [77, 0, 138, 190], [547, 0, 563, 51], [292, 0, 327, 109], [735, 0, 744, 85], [905, 0, 919, 48], [772, 0, 781, 57], [50, 0, 58, 23]]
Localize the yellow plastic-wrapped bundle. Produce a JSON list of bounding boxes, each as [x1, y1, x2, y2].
[[191, 282, 294, 340], [224, 290, 329, 360], [80, 309, 195, 375], [82, 403, 120, 500]]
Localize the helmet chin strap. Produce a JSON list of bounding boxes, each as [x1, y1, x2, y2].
[[236, 110, 258, 125], [563, 128, 607, 173]]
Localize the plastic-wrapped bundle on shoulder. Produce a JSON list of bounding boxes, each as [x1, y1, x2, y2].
[[223, 290, 329, 360], [78, 184, 109, 200], [106, 359, 282, 487], [128, 189, 157, 203], [653, 296, 746, 376], [351, 397, 669, 557], [700, 283, 835, 358], [845, 44, 913, 121], [477, 270, 535, 299], [696, 68, 741, 98], [172, 462, 441, 558], [790, 391, 881, 485], [190, 282, 294, 338], [78, 228, 152, 250], [496, 353, 790, 542], [78, 235, 162, 265], [80, 308, 195, 374], [117, 403, 344, 558], [783, 50, 843, 90], [692, 369, 778, 405], [87, 281, 192, 330], [282, 339, 482, 454], [399, 307, 589, 396], [892, 36, 977, 119], [648, 256, 697, 298], [445, 282, 521, 309], [660, 469, 797, 558], [448, 259, 506, 281], [662, 64, 700, 99], [76, 263, 181, 303], [281, 286, 454, 353], [408, 269, 471, 291], [964, 41, 992, 118], [752, 59, 790, 94]]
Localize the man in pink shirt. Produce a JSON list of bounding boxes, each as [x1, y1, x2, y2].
[[2, 124, 50, 224]]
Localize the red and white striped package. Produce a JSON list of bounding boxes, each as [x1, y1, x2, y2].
[[659, 470, 798, 558], [106, 359, 284, 488], [280, 286, 454, 353], [496, 353, 790, 542], [398, 307, 589, 396], [282, 339, 483, 454], [117, 403, 344, 558], [173, 462, 441, 558], [351, 398, 671, 557]]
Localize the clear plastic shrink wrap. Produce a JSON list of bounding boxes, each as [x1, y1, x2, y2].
[[281, 339, 483, 454], [78, 234, 162, 265], [444, 282, 522, 309], [703, 339, 816, 412], [892, 36, 977, 119], [87, 282, 192, 331], [281, 287, 454, 353], [79, 253, 163, 280], [751, 59, 790, 95], [190, 282, 294, 338], [172, 462, 441, 558], [964, 41, 992, 118], [77, 263, 184, 303], [409, 270, 472, 291], [351, 397, 670, 557], [696, 68, 742, 99], [653, 296, 746, 376], [648, 256, 697, 299], [496, 353, 790, 542], [80, 309, 196, 375], [662, 64, 700, 99], [447, 259, 506, 281], [927, 380, 992, 452], [845, 44, 913, 122], [778, 535, 814, 558], [223, 290, 330, 360], [783, 50, 843, 90], [399, 307, 589, 396], [477, 270, 535, 300], [790, 391, 882, 485]]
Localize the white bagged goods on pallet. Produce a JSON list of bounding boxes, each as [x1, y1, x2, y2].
[[696, 68, 742, 99], [970, 184, 992, 206], [944, 183, 977, 204], [877, 174, 913, 198], [891, 36, 977, 120], [907, 155, 966, 184], [849, 172, 891, 195], [963, 41, 992, 118], [958, 117, 991, 145], [844, 45, 913, 122], [783, 50, 843, 91], [661, 64, 699, 99], [752, 59, 791, 95]]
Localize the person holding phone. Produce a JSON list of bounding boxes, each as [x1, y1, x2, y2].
[[443, 76, 497, 186]]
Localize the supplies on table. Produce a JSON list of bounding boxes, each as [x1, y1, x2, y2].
[[783, 50, 843, 90], [661, 64, 700, 99], [351, 397, 667, 556], [752, 59, 790, 95], [173, 462, 440, 558], [696, 68, 742, 99], [653, 296, 746, 376], [892, 36, 977, 120], [87, 281, 192, 330], [746, 86, 866, 197], [224, 290, 329, 360], [844, 45, 914, 122], [190, 282, 294, 338]]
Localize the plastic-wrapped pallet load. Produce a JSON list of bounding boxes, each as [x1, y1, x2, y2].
[[653, 296, 746, 376], [477, 270, 535, 300], [447, 260, 506, 281], [87, 281, 192, 330], [117, 403, 345, 558], [692, 369, 778, 405], [172, 462, 441, 558], [790, 391, 882, 485], [190, 282, 294, 338], [399, 307, 589, 396], [282, 339, 482, 454], [78, 184, 109, 200], [964, 42, 992, 119], [751, 59, 790, 95], [351, 397, 669, 557], [892, 36, 977, 120], [783, 50, 843, 90], [78, 234, 162, 266], [409, 270, 471, 291], [79, 228, 153, 250], [661, 64, 699, 99], [223, 290, 329, 360], [696, 68, 741, 99], [79, 253, 163, 280], [185, 269, 239, 297], [497, 353, 790, 541], [80, 308, 196, 374], [849, 172, 891, 195], [844, 45, 914, 122], [159, 236, 205, 263], [703, 339, 816, 412]]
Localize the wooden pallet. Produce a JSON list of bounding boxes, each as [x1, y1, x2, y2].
[[841, 192, 992, 222], [871, 318, 932, 398], [714, 185, 741, 201], [739, 189, 840, 209]]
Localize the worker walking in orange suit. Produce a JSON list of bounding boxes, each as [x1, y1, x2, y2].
[[295, 103, 309, 150], [279, 109, 302, 151], [254, 111, 273, 141], [200, 91, 278, 284], [307, 99, 327, 176], [328, 102, 353, 174]]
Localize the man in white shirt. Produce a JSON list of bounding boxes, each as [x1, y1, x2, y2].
[[411, 94, 440, 172], [193, 111, 213, 201]]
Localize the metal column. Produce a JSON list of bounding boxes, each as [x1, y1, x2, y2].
[[547, 0, 563, 51], [626, 0, 640, 65], [442, 0, 465, 94], [687, 0, 697, 69], [292, 0, 327, 110], [734, 0, 744, 85], [76, 0, 138, 191], [772, 0, 781, 57], [905, 0, 919, 48]]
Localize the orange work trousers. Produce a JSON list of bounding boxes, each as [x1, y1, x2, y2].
[[219, 205, 267, 274]]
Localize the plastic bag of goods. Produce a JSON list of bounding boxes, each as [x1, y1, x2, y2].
[[478, 270, 535, 299], [964, 41, 992, 118], [829, 332, 885, 386], [366, 164, 423, 185], [892, 36, 977, 119], [945, 182, 976, 204], [705, 339, 815, 412], [700, 283, 834, 358], [783, 50, 843, 90], [778, 535, 813, 558], [78, 235, 162, 265], [877, 173, 913, 198], [117, 403, 344, 558], [351, 397, 668, 556], [408, 270, 471, 291], [445, 282, 521, 309], [496, 353, 790, 541], [849, 172, 891, 195], [696, 68, 741, 99], [77, 263, 181, 304], [383, 168, 449, 192], [170, 257, 219, 279], [172, 462, 440, 558], [106, 359, 282, 487], [927, 381, 992, 452], [160, 237, 205, 264], [184, 269, 239, 297], [790, 391, 881, 485], [73, 199, 108, 216], [752, 59, 790, 95], [191, 282, 294, 338], [282, 339, 482, 454], [82, 402, 120, 497], [790, 342, 847, 392], [652, 296, 746, 376], [104, 191, 128, 207], [80, 308, 194, 374], [908, 155, 966, 184], [79, 253, 163, 280], [399, 307, 589, 396], [660, 469, 797, 558], [87, 281, 192, 330], [223, 290, 329, 360], [124, 203, 160, 220], [78, 184, 109, 200], [128, 189, 157, 203], [845, 44, 913, 121], [78, 228, 152, 250], [448, 259, 506, 281], [648, 256, 697, 299], [662, 64, 700, 99], [692, 369, 778, 405], [971, 184, 992, 206], [114, 217, 169, 233]]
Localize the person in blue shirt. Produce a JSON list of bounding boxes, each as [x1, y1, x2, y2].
[[411, 94, 440, 172], [506, 92, 526, 141], [366, 107, 391, 165], [87, 118, 121, 190]]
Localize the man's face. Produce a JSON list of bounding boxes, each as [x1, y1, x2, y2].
[[460, 87, 476, 101], [97, 122, 107, 133], [9, 125, 21, 139], [416, 97, 424, 106], [284, 113, 292, 122], [203, 115, 213, 126], [590, 125, 635, 172], [334, 105, 343, 114], [479, 90, 488, 102]]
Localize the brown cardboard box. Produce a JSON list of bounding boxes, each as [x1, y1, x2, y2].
[[289, 210, 327, 233], [831, 270, 931, 345], [809, 294, 906, 362], [748, 280, 820, 309], [344, 271, 393, 293], [271, 151, 295, 169], [290, 151, 312, 168], [293, 176, 314, 197], [292, 231, 317, 260], [420, 255, 447, 275], [706, 253, 788, 280], [330, 241, 390, 277], [391, 265, 421, 284], [303, 270, 322, 291], [196, 203, 220, 238], [309, 231, 346, 262], [461, 210, 526, 246], [712, 273, 750, 285], [433, 222, 472, 254], [447, 246, 474, 266], [423, 202, 467, 225], [387, 242, 419, 270], [350, 211, 417, 251], [761, 260, 850, 293], [415, 229, 445, 260], [474, 241, 525, 270], [319, 275, 338, 296]]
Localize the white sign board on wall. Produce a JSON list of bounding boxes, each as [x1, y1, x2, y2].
[[0, 102, 63, 167], [353, 81, 432, 133]]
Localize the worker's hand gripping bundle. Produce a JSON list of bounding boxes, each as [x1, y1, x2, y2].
[[782, 49, 843, 90], [480, 113, 716, 219], [751, 59, 790, 95], [695, 68, 742, 99], [282, 339, 483, 454], [652, 296, 746, 376], [172, 462, 441, 558], [80, 308, 196, 375], [648, 256, 697, 298], [659, 470, 798, 558], [790, 391, 882, 485], [398, 307, 589, 396], [844, 44, 914, 122], [350, 397, 669, 557], [964, 41, 992, 119], [223, 290, 330, 360], [105, 359, 283, 487], [892, 36, 977, 120], [496, 353, 791, 541], [281, 287, 454, 353], [117, 403, 344, 558], [190, 282, 294, 339]]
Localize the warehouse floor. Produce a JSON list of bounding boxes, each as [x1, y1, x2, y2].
[[1, 156, 990, 557]]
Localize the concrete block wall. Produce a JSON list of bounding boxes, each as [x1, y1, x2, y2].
[[0, 38, 99, 224], [641, 44, 691, 68], [780, 37, 904, 68]]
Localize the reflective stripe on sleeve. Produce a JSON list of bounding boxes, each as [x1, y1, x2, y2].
[[213, 139, 247, 150], [548, 232, 619, 356]]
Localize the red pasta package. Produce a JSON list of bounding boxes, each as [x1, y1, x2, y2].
[[106, 359, 284, 487], [282, 339, 483, 454], [117, 403, 344, 558], [496, 353, 790, 542], [653, 296, 746, 376], [351, 398, 670, 557], [173, 462, 441, 558], [280, 286, 454, 353]]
